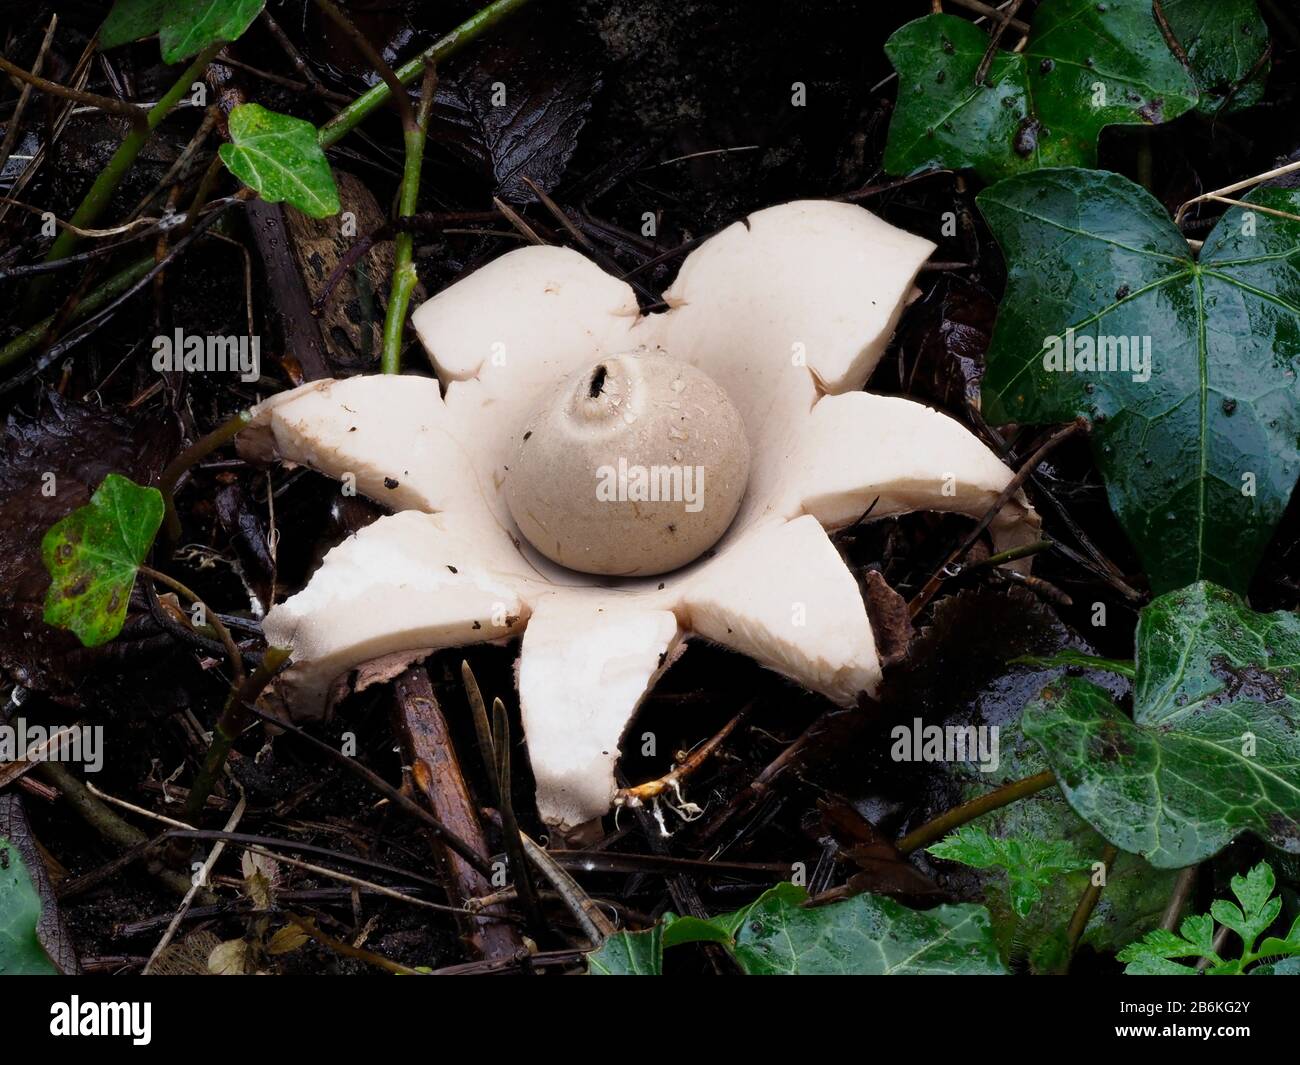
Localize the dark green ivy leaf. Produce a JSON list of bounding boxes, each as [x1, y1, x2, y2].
[[1024, 582, 1300, 868], [979, 167, 1300, 594], [100, 0, 166, 50], [100, 0, 266, 62], [0, 837, 57, 976], [883, 1, 1198, 183], [1162, 0, 1271, 115], [586, 883, 1007, 975], [160, 0, 266, 64]]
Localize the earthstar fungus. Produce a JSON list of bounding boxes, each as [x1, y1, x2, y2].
[[238, 200, 1040, 829]]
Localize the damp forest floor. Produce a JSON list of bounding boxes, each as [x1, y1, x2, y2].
[[2, 0, 1300, 977]]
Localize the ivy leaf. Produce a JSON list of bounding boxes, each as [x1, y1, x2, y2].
[[979, 167, 1300, 594], [41, 473, 162, 648], [586, 883, 1006, 975], [0, 837, 57, 976], [890, 586, 1176, 973], [586, 924, 665, 976], [1162, 0, 1271, 115], [926, 825, 1094, 918], [219, 104, 340, 218], [731, 886, 1006, 975], [883, 2, 1197, 183], [100, 0, 265, 62], [100, 0, 166, 50], [1023, 582, 1300, 868], [160, 0, 266, 64]]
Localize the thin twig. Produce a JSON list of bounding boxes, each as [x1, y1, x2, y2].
[[243, 701, 493, 877], [492, 197, 546, 245], [1066, 844, 1118, 956], [139, 565, 244, 690], [144, 793, 247, 974], [1175, 160, 1300, 224], [0, 197, 162, 237], [179, 648, 290, 826], [1161, 865, 1200, 932], [973, 0, 1027, 86], [0, 52, 146, 130], [128, 106, 219, 221], [284, 912, 424, 974], [1198, 194, 1300, 224], [0, 15, 57, 178], [159, 408, 254, 541], [947, 0, 1030, 33], [908, 418, 1089, 619], [260, 9, 349, 103], [1152, 0, 1191, 68]]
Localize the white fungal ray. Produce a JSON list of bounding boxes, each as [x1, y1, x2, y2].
[[260, 510, 532, 714], [786, 391, 1041, 560], [517, 597, 682, 831], [236, 375, 477, 515], [240, 199, 1040, 829], [676, 515, 880, 704]]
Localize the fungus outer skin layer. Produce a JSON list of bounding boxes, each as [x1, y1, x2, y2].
[[240, 199, 1040, 828]]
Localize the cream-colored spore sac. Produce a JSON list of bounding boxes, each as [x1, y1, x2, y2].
[[506, 352, 750, 576]]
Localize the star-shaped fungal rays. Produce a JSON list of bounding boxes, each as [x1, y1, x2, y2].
[[237, 200, 1039, 829]]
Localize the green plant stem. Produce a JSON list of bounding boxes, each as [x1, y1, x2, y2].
[[317, 0, 533, 148], [963, 539, 1054, 571], [1066, 843, 1118, 955], [158, 409, 253, 540], [311, 0, 416, 132], [181, 647, 291, 826], [31, 43, 223, 306], [896, 770, 1057, 855], [380, 67, 435, 374], [0, 253, 156, 369]]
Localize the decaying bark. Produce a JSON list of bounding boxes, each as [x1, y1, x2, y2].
[[392, 667, 524, 961]]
